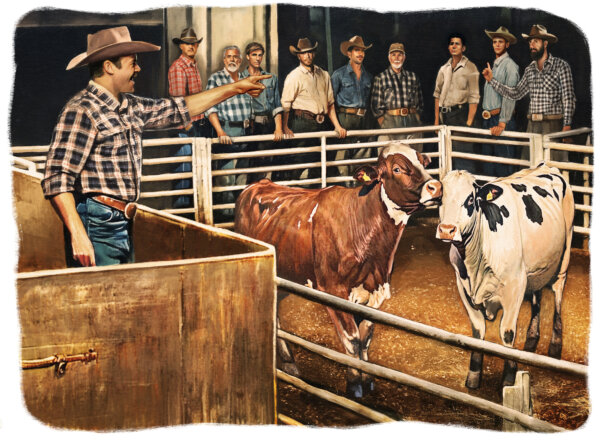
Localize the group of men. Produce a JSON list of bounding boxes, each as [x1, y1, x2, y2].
[[41, 22, 577, 268]]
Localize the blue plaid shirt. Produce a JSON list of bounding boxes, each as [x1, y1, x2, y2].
[[482, 53, 520, 123], [331, 62, 373, 109], [239, 67, 283, 117], [205, 68, 253, 122]]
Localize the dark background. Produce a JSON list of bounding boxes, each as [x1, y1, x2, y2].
[[10, 6, 592, 146]]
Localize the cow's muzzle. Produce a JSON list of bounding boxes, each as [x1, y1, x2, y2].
[[436, 223, 462, 242], [420, 179, 443, 206]]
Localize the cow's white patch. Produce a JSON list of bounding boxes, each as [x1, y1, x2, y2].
[[381, 185, 410, 226], [348, 283, 391, 309], [308, 203, 319, 223], [297, 220, 301, 229]]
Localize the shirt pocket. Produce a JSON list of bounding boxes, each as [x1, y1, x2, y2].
[[383, 87, 395, 106]]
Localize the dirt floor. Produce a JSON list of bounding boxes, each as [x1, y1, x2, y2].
[[276, 217, 591, 431]]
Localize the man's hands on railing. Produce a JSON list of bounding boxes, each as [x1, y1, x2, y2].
[[273, 127, 284, 142], [335, 127, 347, 139], [283, 125, 295, 138], [216, 128, 233, 145], [490, 122, 506, 136]]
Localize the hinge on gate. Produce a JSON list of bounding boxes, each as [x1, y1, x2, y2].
[[22, 349, 97, 377]]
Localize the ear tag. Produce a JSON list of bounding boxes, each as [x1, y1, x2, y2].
[[363, 175, 371, 182], [486, 191, 493, 201]]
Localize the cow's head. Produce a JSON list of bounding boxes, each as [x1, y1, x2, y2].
[[436, 170, 481, 242], [354, 142, 442, 217]]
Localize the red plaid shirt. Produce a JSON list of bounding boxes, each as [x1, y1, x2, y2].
[[42, 81, 190, 202], [168, 54, 204, 122]]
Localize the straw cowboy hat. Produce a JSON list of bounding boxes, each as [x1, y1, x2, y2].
[[522, 24, 558, 44], [289, 38, 318, 55], [339, 35, 372, 56], [172, 27, 203, 45], [484, 26, 517, 44], [67, 26, 160, 70]]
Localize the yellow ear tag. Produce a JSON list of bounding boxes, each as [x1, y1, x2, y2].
[[486, 191, 493, 201], [363, 175, 371, 182]]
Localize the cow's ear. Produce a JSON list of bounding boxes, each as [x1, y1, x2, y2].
[[417, 152, 431, 168], [354, 165, 379, 184]]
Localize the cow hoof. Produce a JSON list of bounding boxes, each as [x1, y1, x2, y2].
[[465, 371, 481, 389], [281, 362, 300, 377], [548, 343, 562, 359], [347, 382, 364, 399]]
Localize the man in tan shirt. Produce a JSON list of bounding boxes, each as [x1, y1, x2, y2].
[[277, 38, 346, 183], [433, 32, 480, 173]]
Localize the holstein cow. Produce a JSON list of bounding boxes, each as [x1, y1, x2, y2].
[[235, 142, 442, 398], [436, 165, 574, 389]]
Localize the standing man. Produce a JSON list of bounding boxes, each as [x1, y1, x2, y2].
[[481, 26, 520, 177], [42, 27, 268, 267], [205, 45, 254, 218], [482, 24, 576, 162], [279, 38, 346, 183], [240, 42, 284, 183], [371, 42, 424, 149], [331, 35, 374, 178], [168, 27, 210, 210], [433, 33, 480, 172]]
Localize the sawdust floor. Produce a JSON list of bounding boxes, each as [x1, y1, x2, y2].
[[277, 220, 590, 431]]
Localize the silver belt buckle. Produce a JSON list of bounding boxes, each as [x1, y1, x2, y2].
[[482, 110, 491, 120], [255, 115, 268, 124], [531, 113, 543, 122], [315, 114, 325, 124], [243, 119, 250, 129], [440, 106, 449, 113], [400, 108, 409, 116], [356, 108, 366, 117]]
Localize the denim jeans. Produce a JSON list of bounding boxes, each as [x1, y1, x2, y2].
[[66, 197, 133, 267], [481, 115, 518, 177]]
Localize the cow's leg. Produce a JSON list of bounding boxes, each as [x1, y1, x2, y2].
[[358, 318, 375, 394], [499, 281, 526, 388], [324, 306, 364, 398], [276, 317, 300, 376], [524, 289, 542, 352], [548, 238, 571, 359]]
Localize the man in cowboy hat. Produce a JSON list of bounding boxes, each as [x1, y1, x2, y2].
[[168, 27, 211, 212], [42, 26, 268, 267], [433, 32, 480, 172], [240, 41, 284, 183], [480, 26, 520, 177], [278, 37, 346, 182], [371, 42, 425, 150], [331, 35, 374, 179], [482, 24, 576, 161]]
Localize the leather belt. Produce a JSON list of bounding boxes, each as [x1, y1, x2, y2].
[[528, 113, 563, 121], [482, 108, 501, 119], [293, 109, 326, 124], [338, 106, 367, 117], [386, 107, 417, 116], [254, 115, 272, 125], [92, 195, 137, 220], [439, 104, 466, 113], [222, 119, 251, 128]]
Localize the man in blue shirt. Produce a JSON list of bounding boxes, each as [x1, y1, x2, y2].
[[240, 42, 284, 183], [331, 35, 374, 178], [481, 26, 520, 177]]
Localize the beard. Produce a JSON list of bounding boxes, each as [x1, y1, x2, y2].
[[226, 63, 240, 73], [391, 61, 403, 70], [530, 47, 544, 61]]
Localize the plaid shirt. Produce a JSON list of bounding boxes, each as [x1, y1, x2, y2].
[[370, 66, 424, 118], [205, 68, 253, 122], [42, 81, 190, 202], [239, 67, 283, 117], [168, 54, 204, 122], [490, 54, 576, 126]]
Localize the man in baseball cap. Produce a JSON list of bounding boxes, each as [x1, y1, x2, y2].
[[42, 26, 269, 267]]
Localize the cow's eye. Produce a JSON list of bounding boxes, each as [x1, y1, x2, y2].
[[393, 166, 401, 174], [466, 195, 474, 206]]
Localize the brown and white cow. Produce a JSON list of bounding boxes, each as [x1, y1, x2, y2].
[[436, 165, 574, 389], [235, 142, 442, 398]]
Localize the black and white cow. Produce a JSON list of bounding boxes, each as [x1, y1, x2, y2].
[[436, 165, 574, 389]]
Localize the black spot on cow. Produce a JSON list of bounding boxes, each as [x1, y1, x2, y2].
[[554, 173, 567, 197], [553, 189, 560, 200], [450, 244, 469, 280], [511, 183, 527, 192], [477, 184, 510, 232], [522, 194, 543, 224], [533, 186, 551, 198], [358, 180, 378, 197], [503, 329, 515, 344], [463, 194, 475, 217]]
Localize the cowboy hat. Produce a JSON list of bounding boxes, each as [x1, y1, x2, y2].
[[484, 26, 517, 44], [339, 35, 372, 56], [289, 38, 318, 55], [173, 27, 203, 45], [522, 24, 558, 44], [67, 26, 160, 70]]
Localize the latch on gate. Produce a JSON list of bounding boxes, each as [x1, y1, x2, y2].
[[22, 349, 97, 377]]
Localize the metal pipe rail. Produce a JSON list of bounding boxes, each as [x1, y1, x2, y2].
[[276, 277, 588, 378], [278, 330, 564, 433]]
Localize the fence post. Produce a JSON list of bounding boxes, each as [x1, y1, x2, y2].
[[502, 371, 533, 432], [194, 137, 214, 225], [531, 133, 544, 166], [321, 136, 327, 188], [439, 126, 452, 178]]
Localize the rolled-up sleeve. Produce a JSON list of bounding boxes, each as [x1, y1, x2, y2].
[[280, 71, 299, 111]]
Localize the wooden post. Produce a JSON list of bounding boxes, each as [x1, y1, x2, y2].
[[194, 137, 214, 225], [502, 371, 533, 432]]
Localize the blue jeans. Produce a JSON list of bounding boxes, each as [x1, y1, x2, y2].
[[481, 115, 518, 177], [66, 198, 133, 267]]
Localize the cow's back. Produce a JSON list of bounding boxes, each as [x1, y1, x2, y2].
[[235, 180, 321, 284]]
